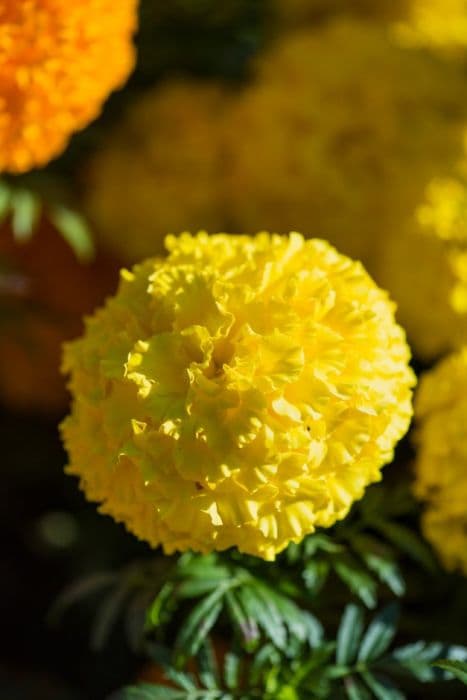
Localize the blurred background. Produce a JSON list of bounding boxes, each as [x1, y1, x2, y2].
[[2, 1, 467, 697]]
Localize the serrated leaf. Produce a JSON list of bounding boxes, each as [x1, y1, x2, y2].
[[160, 668, 197, 692], [351, 535, 405, 597], [333, 555, 377, 608], [388, 641, 444, 682], [337, 604, 365, 665], [434, 660, 467, 684], [50, 205, 95, 261], [361, 672, 405, 700], [225, 589, 259, 647], [175, 588, 224, 660], [264, 586, 311, 645], [11, 189, 41, 241], [289, 642, 337, 687], [344, 676, 372, 700], [372, 521, 437, 572], [237, 584, 287, 650], [358, 604, 399, 663]]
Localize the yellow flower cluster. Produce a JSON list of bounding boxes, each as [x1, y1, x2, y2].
[[86, 82, 229, 262], [225, 20, 467, 358], [85, 19, 467, 359], [416, 174, 467, 314], [61, 232, 415, 560], [418, 177, 467, 242], [396, 0, 467, 50], [414, 348, 467, 575], [0, 0, 137, 173]]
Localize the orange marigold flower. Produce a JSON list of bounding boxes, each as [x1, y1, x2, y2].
[[0, 0, 138, 173]]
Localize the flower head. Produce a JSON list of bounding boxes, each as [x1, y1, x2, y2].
[[395, 0, 467, 50], [61, 232, 415, 560], [224, 19, 467, 270], [414, 349, 467, 575], [0, 0, 137, 173], [86, 82, 229, 262], [416, 173, 467, 315]]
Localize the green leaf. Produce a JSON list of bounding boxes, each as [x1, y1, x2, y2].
[[48, 572, 118, 621], [148, 582, 176, 628], [389, 641, 444, 682], [177, 578, 225, 599], [434, 660, 467, 684], [113, 684, 188, 699], [361, 672, 405, 700], [290, 642, 337, 686], [264, 585, 314, 645], [197, 639, 220, 689], [225, 589, 260, 647], [223, 653, 240, 690], [50, 205, 95, 261], [160, 668, 197, 692], [358, 604, 399, 663], [302, 611, 324, 648], [351, 535, 405, 597], [91, 581, 131, 650], [333, 555, 378, 608], [337, 604, 365, 665], [11, 189, 41, 241], [304, 534, 345, 557], [175, 588, 224, 660], [372, 521, 437, 572], [303, 560, 330, 596], [249, 643, 281, 685], [344, 676, 372, 700], [237, 584, 287, 650]]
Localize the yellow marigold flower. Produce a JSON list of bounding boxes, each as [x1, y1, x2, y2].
[[375, 228, 467, 359], [418, 177, 467, 242], [61, 232, 415, 561], [415, 174, 467, 314], [0, 0, 137, 173], [86, 82, 229, 262], [224, 19, 467, 270], [396, 0, 467, 50], [414, 348, 467, 575]]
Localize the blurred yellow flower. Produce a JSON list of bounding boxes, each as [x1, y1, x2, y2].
[[0, 0, 137, 173], [86, 82, 230, 262], [418, 176, 467, 242], [416, 173, 467, 315], [61, 232, 415, 560], [414, 349, 467, 575], [376, 229, 467, 359], [225, 19, 467, 270], [85, 18, 467, 360], [396, 0, 467, 50]]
